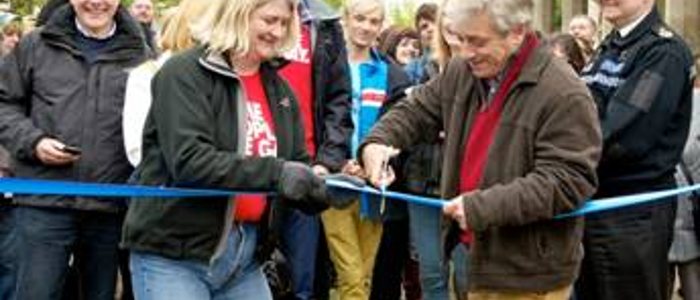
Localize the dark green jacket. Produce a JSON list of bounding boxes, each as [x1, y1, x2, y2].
[[121, 46, 309, 262]]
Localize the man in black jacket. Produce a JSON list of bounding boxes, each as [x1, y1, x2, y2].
[[576, 1, 695, 300], [129, 0, 157, 54], [0, 0, 148, 299], [276, 1, 353, 299]]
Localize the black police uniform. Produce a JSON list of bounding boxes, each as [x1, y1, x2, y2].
[[576, 6, 695, 300]]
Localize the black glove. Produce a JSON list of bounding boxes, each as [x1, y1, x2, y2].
[[320, 173, 365, 209], [278, 162, 329, 213]]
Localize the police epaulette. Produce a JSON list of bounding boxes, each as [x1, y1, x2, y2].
[[653, 25, 675, 39]]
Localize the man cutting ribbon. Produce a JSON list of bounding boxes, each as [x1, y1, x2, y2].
[[357, 0, 602, 299]]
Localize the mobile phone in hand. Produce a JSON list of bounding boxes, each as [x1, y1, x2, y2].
[[61, 145, 82, 155]]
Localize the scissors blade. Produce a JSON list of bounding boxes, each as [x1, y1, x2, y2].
[[379, 153, 389, 214]]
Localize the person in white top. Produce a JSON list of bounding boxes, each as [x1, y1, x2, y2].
[[122, 0, 207, 167]]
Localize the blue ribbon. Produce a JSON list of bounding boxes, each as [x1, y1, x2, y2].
[[0, 178, 255, 198], [325, 179, 445, 208], [554, 183, 700, 218], [1, 177, 698, 218]]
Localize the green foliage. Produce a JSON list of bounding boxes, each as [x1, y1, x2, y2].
[[388, 1, 416, 28], [322, 0, 343, 10], [553, 0, 562, 32], [321, 0, 418, 28], [9, 0, 46, 17], [124, 0, 180, 10], [4, 0, 183, 18]]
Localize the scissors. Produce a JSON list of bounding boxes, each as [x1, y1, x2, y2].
[[379, 151, 391, 214]]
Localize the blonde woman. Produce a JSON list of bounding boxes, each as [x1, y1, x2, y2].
[[122, 0, 207, 167], [321, 0, 410, 299], [433, 0, 460, 71], [121, 0, 341, 299]]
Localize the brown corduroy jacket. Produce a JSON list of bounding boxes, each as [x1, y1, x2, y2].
[[361, 45, 602, 292]]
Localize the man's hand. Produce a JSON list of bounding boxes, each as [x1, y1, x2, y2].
[[359, 143, 399, 188], [341, 160, 366, 178], [35, 138, 80, 166], [443, 196, 468, 230], [312, 164, 330, 176]]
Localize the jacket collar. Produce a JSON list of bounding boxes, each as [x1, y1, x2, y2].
[[40, 5, 146, 60], [198, 47, 288, 79], [199, 49, 238, 79], [498, 33, 548, 89], [514, 44, 551, 86], [607, 6, 660, 49], [359, 48, 388, 66]]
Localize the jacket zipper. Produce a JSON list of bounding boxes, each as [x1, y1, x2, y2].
[[209, 85, 249, 265]]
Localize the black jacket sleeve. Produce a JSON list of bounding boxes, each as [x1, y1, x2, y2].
[[0, 34, 47, 162], [313, 20, 353, 172], [600, 41, 694, 162], [381, 63, 413, 115], [148, 55, 284, 190]]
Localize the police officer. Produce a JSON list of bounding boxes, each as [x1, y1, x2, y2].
[[576, 1, 695, 300]]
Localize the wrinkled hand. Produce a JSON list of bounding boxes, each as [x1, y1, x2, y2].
[[35, 138, 79, 166], [443, 196, 468, 230], [341, 160, 365, 178], [321, 173, 365, 209], [359, 144, 399, 188], [312, 164, 330, 176]]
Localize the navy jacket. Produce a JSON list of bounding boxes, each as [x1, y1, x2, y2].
[[582, 7, 695, 195]]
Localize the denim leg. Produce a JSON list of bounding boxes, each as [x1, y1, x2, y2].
[[130, 224, 272, 300], [14, 206, 78, 300], [215, 261, 272, 300], [279, 207, 319, 300], [130, 252, 212, 300], [450, 243, 470, 296], [0, 206, 16, 300], [408, 204, 449, 300], [75, 211, 123, 300]]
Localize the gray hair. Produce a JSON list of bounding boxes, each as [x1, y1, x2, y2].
[[442, 0, 533, 36], [570, 14, 597, 30]]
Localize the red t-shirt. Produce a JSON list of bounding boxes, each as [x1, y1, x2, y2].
[[279, 24, 315, 157], [234, 72, 278, 222]]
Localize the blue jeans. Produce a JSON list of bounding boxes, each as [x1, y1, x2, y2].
[[130, 224, 272, 300], [279, 207, 319, 300], [13, 206, 123, 300], [451, 243, 470, 297], [409, 203, 449, 300], [0, 205, 16, 300]]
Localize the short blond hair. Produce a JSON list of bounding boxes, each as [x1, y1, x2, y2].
[[342, 0, 385, 22], [191, 0, 299, 55], [159, 0, 209, 53]]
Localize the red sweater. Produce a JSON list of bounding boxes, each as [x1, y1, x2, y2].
[[458, 34, 539, 243]]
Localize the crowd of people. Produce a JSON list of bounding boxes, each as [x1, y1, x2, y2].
[[0, 0, 698, 300]]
